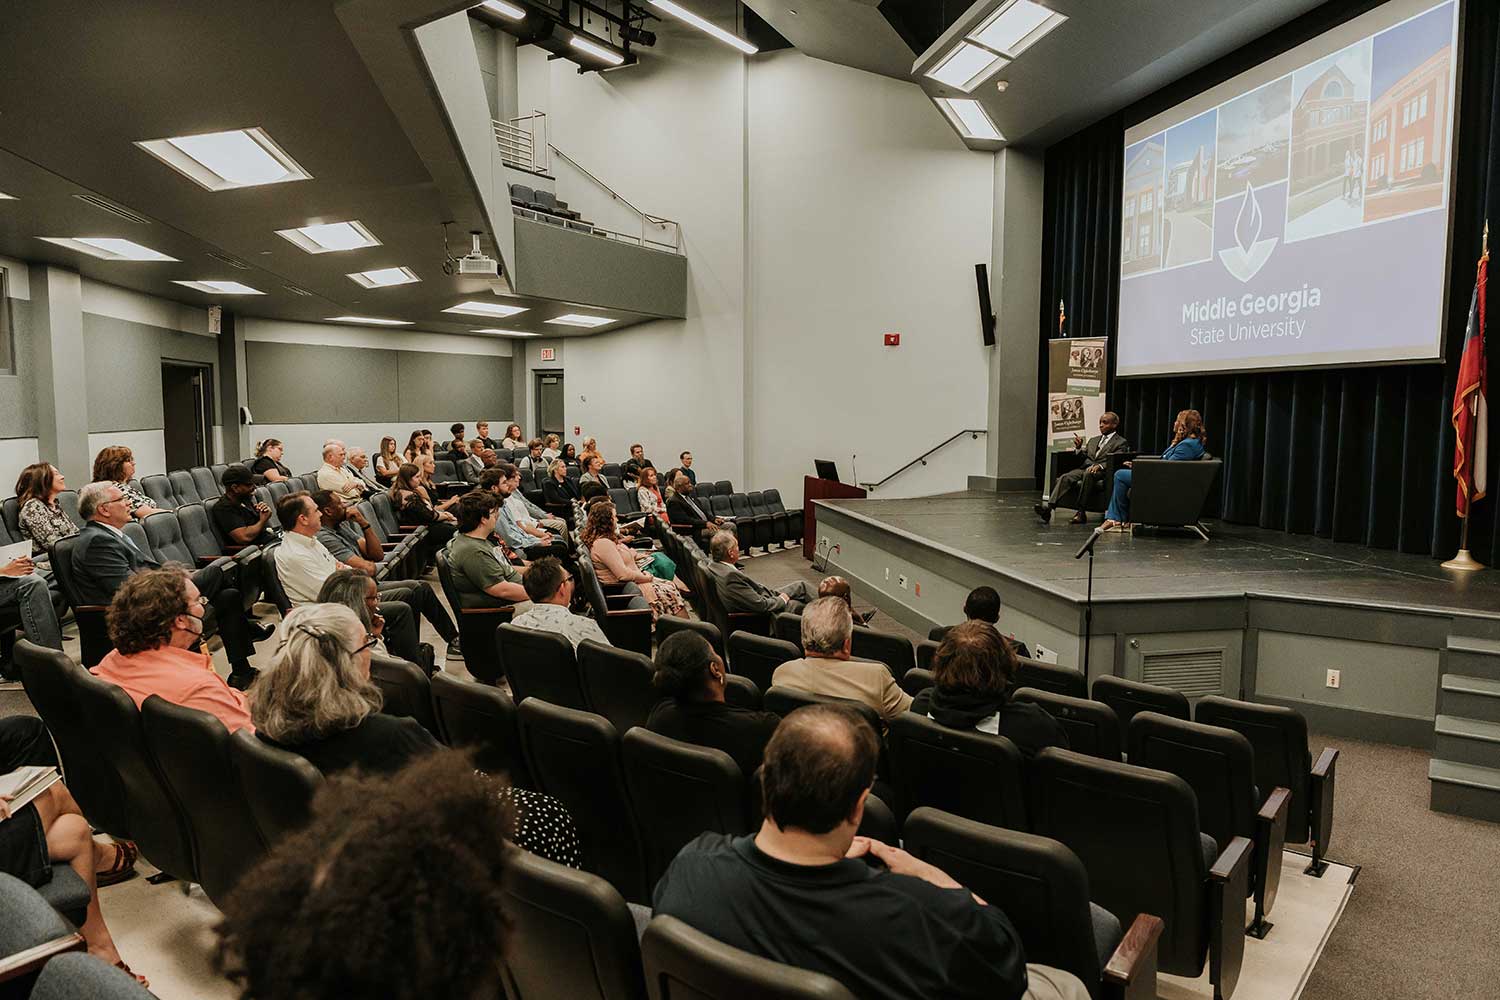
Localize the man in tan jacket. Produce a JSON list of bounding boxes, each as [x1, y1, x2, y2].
[[772, 597, 912, 723]]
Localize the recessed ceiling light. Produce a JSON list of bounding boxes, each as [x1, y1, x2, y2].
[[569, 35, 625, 66], [38, 237, 178, 261], [472, 328, 540, 337], [443, 300, 529, 318], [0, 192, 15, 200], [648, 1, 758, 55], [995, 80, 1009, 93], [546, 313, 614, 328], [172, 280, 264, 295], [135, 127, 312, 191], [925, 42, 1007, 92], [348, 266, 420, 289], [327, 316, 414, 326], [935, 98, 1003, 142], [275, 220, 381, 254], [477, 0, 526, 19], [969, 0, 1066, 59]]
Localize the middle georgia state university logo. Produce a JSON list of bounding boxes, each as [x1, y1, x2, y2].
[[1218, 182, 1278, 283]]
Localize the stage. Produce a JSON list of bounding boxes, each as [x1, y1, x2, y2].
[[811, 490, 1500, 750]]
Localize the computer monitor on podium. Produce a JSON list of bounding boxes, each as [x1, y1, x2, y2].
[[814, 459, 840, 483]]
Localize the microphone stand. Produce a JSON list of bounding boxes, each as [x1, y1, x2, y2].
[[1075, 526, 1104, 678]]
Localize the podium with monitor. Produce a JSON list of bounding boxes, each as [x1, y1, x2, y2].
[[803, 467, 866, 560]]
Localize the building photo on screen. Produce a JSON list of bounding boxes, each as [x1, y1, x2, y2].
[[1116, 0, 1459, 378]]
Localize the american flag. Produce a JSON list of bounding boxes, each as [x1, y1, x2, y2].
[[1453, 242, 1488, 518]]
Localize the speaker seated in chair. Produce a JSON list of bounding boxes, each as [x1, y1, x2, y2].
[[1038, 411, 1133, 524], [1101, 409, 1215, 537]]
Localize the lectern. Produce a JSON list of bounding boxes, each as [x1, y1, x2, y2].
[[803, 475, 867, 560]]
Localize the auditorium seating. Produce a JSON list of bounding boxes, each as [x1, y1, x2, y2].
[[139, 474, 177, 510], [725, 631, 800, 693], [899, 667, 935, 697], [1012, 688, 1124, 762], [641, 915, 858, 1000], [167, 469, 203, 506], [916, 639, 939, 672], [428, 671, 532, 787], [46, 536, 111, 667], [772, 612, 914, 680], [189, 466, 220, 501], [0, 872, 86, 991], [575, 549, 654, 655], [622, 729, 750, 889], [499, 623, 588, 709], [434, 550, 513, 684], [230, 729, 322, 849], [29, 952, 155, 999], [886, 712, 1028, 829], [578, 639, 661, 734], [1091, 675, 1189, 742], [1016, 657, 1089, 700], [369, 653, 439, 736], [655, 616, 724, 657], [257, 542, 294, 616]]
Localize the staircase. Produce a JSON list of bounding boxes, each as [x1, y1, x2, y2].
[[1429, 635, 1500, 822]]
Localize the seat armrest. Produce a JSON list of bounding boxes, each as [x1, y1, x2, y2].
[[198, 555, 221, 565], [1208, 836, 1252, 1000], [1250, 786, 1292, 936], [726, 611, 772, 636], [0, 932, 86, 983], [602, 607, 654, 656], [1102, 913, 1163, 1000], [381, 542, 400, 551], [75, 604, 109, 614], [460, 605, 515, 616], [1308, 748, 1339, 875], [604, 593, 640, 610]]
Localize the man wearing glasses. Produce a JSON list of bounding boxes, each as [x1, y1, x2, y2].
[[509, 557, 610, 650], [73, 481, 266, 690]]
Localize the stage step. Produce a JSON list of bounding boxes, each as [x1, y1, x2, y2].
[[1429, 759, 1500, 823], [1434, 715, 1500, 768], [1444, 637, 1500, 681], [1439, 673, 1500, 723]]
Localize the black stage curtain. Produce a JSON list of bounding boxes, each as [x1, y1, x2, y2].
[[1037, 0, 1500, 562]]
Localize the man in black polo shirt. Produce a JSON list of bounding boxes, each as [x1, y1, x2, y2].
[[653, 705, 1088, 1000], [212, 465, 278, 546]]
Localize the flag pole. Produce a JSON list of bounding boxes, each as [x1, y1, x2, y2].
[[1443, 221, 1488, 572]]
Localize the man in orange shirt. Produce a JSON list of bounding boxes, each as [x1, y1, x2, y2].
[[91, 568, 254, 733]]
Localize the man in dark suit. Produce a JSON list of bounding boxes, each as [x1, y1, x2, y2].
[[666, 473, 733, 547], [1036, 411, 1131, 525], [72, 482, 265, 689], [704, 531, 813, 615]]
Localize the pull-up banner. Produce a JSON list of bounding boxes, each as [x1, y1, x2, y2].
[[1047, 337, 1109, 453]]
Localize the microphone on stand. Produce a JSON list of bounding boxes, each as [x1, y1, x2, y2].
[[1075, 526, 1105, 560], [852, 454, 858, 487]]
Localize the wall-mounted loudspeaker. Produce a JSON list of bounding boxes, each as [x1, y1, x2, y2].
[[975, 263, 996, 346]]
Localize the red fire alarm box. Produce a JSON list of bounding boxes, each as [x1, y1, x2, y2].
[[884, 333, 900, 347]]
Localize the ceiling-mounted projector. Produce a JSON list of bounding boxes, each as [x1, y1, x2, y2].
[[456, 231, 499, 277]]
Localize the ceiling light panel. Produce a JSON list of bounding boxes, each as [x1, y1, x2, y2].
[[648, 1, 758, 55], [38, 237, 177, 261], [936, 98, 1003, 142], [925, 42, 1007, 92], [0, 192, 14, 200], [327, 316, 413, 326], [569, 35, 625, 66], [478, 0, 526, 19], [443, 300, 529, 318], [545, 313, 613, 328], [969, 0, 1067, 59], [172, 280, 263, 294], [348, 266, 420, 289], [135, 127, 311, 191], [275, 220, 381, 254], [472, 328, 540, 337]]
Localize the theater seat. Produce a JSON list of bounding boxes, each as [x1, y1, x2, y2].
[[885, 712, 1027, 829], [190, 466, 219, 501], [1016, 658, 1088, 700], [434, 550, 512, 684], [47, 536, 111, 667], [642, 915, 857, 1000], [851, 626, 914, 680], [726, 631, 801, 694], [760, 489, 802, 543], [1012, 688, 1123, 762], [655, 616, 724, 657], [370, 653, 439, 735], [622, 729, 750, 890], [899, 667, 935, 697], [578, 639, 661, 734], [167, 469, 202, 506], [1091, 675, 1189, 743], [0, 872, 86, 988], [139, 474, 178, 509], [428, 671, 531, 787], [499, 624, 588, 710], [575, 551, 654, 655], [230, 729, 322, 848]]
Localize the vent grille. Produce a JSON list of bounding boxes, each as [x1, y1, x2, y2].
[[1141, 648, 1223, 696], [71, 193, 151, 225], [281, 284, 312, 297], [206, 251, 250, 270]]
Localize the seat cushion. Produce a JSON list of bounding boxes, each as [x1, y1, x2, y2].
[[1090, 901, 1124, 973], [1199, 832, 1219, 872], [35, 866, 91, 926]]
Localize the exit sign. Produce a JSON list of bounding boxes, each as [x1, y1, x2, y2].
[[540, 347, 556, 361]]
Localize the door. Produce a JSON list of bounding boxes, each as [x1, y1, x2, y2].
[[535, 371, 564, 441], [161, 361, 214, 469]]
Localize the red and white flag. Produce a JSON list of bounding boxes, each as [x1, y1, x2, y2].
[[1453, 245, 1489, 518]]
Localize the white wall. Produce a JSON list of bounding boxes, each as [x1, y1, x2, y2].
[[0, 438, 39, 498], [87, 430, 167, 479]]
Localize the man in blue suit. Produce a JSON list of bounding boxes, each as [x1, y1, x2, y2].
[[72, 482, 267, 689]]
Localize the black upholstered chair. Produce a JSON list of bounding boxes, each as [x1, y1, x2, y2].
[[578, 640, 661, 734], [499, 624, 589, 710], [56, 490, 84, 529], [762, 686, 881, 733], [229, 730, 322, 849], [428, 672, 532, 787], [641, 915, 857, 1000], [1012, 688, 1123, 762], [899, 666, 935, 697], [519, 699, 648, 903], [1126, 458, 1223, 540], [760, 489, 802, 543], [1029, 748, 1250, 998], [500, 849, 647, 1000], [0, 495, 20, 538], [1195, 696, 1338, 877], [47, 536, 110, 668], [622, 729, 750, 890], [1128, 712, 1290, 937], [434, 550, 513, 684], [656, 615, 723, 657], [699, 564, 772, 642], [746, 491, 788, 547], [1091, 675, 1189, 742], [174, 503, 261, 610], [370, 653, 439, 736], [885, 712, 1027, 829], [903, 808, 1163, 1000], [139, 696, 264, 904], [723, 674, 762, 710], [726, 631, 800, 694], [772, 611, 801, 647], [575, 551, 654, 655], [915, 639, 939, 672], [851, 626, 914, 680], [1016, 657, 1088, 700]]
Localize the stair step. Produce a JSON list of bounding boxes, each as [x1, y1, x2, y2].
[[1436, 713, 1500, 742], [1445, 638, 1500, 681], [1429, 759, 1500, 822], [1434, 715, 1500, 767], [1446, 636, 1500, 656], [1439, 674, 1500, 722]]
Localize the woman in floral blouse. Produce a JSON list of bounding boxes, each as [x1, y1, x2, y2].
[[91, 446, 165, 520], [15, 463, 78, 555]]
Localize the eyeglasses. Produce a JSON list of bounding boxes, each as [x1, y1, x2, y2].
[[352, 632, 379, 654], [189, 595, 209, 608]]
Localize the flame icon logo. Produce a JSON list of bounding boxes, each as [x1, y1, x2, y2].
[[1219, 182, 1278, 283]]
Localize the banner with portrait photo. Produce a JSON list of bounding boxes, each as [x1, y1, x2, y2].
[[1048, 337, 1109, 452]]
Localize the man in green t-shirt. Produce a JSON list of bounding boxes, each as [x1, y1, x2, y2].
[[446, 492, 529, 609]]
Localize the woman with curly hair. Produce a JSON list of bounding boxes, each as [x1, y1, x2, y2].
[[1102, 408, 1206, 531], [501, 422, 527, 452], [15, 462, 76, 555], [91, 445, 165, 520], [580, 502, 687, 622]]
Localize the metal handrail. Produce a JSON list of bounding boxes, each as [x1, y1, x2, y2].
[[494, 110, 549, 174], [547, 142, 682, 251], [861, 429, 988, 491]]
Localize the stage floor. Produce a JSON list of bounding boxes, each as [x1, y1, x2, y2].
[[818, 491, 1500, 619]]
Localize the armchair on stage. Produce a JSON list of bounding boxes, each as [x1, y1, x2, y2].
[[1128, 458, 1223, 541], [1047, 450, 1133, 515]]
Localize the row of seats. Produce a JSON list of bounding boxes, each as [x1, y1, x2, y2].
[[508, 182, 598, 235], [0, 874, 150, 998]]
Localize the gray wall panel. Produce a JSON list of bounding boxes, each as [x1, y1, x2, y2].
[[0, 298, 38, 438], [396, 351, 512, 424], [1254, 630, 1439, 722], [246, 342, 397, 424], [81, 315, 224, 433], [513, 218, 688, 318]]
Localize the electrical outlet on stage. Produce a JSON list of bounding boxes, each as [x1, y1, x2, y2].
[[1326, 669, 1341, 689], [897, 574, 908, 590]]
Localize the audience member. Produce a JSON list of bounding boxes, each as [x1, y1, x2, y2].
[[580, 502, 687, 621], [646, 630, 780, 775], [490, 464, 570, 561], [560, 442, 580, 469], [911, 622, 1067, 757], [1103, 408, 1206, 531], [518, 438, 547, 471], [91, 568, 253, 732], [579, 452, 606, 486], [621, 442, 653, 483], [654, 704, 1081, 1000], [389, 463, 457, 557], [928, 586, 1030, 657], [15, 462, 75, 555], [91, 446, 165, 520], [316, 570, 403, 663], [817, 574, 875, 626], [772, 597, 911, 723], [448, 423, 467, 455], [250, 439, 291, 482], [705, 531, 813, 614], [666, 473, 731, 546], [74, 482, 262, 687], [462, 439, 489, 483], [542, 459, 581, 507], [445, 491, 528, 609], [0, 549, 63, 651], [211, 466, 278, 547], [677, 450, 697, 484], [501, 422, 527, 452], [374, 436, 402, 485], [402, 430, 425, 464], [580, 435, 599, 457], [347, 447, 382, 492], [314, 440, 365, 502], [542, 434, 561, 461], [415, 454, 461, 512], [473, 420, 498, 450], [509, 557, 610, 649], [637, 465, 668, 518]]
